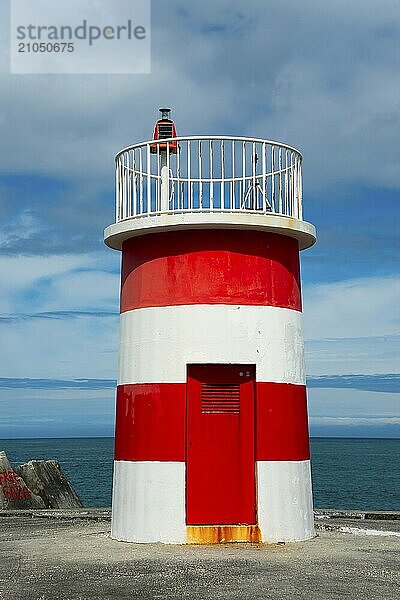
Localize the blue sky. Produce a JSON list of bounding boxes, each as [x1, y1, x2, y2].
[[0, 0, 399, 438]]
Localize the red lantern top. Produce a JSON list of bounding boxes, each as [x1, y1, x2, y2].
[[150, 108, 178, 154]]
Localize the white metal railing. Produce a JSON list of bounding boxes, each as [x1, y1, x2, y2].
[[115, 136, 303, 223]]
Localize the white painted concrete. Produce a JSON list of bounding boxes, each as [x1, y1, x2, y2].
[[104, 212, 316, 251], [111, 461, 186, 543], [257, 460, 315, 542], [339, 527, 400, 538], [112, 458, 314, 544], [119, 304, 306, 385]]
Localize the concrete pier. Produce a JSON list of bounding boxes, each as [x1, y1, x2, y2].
[[0, 509, 399, 599]]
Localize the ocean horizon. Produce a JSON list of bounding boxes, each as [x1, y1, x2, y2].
[[2, 436, 399, 512]]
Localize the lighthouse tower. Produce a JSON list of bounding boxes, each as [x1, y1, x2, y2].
[[104, 109, 317, 544]]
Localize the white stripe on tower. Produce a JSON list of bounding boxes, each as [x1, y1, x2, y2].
[[112, 462, 186, 543], [257, 461, 314, 542], [118, 304, 305, 384]]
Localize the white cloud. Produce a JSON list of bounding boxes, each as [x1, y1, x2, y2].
[[0, 313, 118, 378], [0, 0, 399, 193], [0, 388, 115, 437], [0, 252, 119, 379], [307, 388, 400, 419], [303, 275, 399, 375], [307, 388, 399, 433], [39, 270, 119, 312], [0, 252, 119, 313], [310, 416, 400, 426], [305, 335, 399, 376], [303, 276, 399, 340], [0, 255, 87, 312]]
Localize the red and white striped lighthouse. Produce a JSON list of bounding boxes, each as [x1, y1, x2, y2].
[[104, 109, 317, 544]]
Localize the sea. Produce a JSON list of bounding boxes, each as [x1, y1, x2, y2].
[[2, 437, 399, 511]]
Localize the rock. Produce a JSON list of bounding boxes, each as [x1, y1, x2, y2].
[[1, 452, 83, 510], [0, 451, 45, 509], [16, 460, 83, 509]]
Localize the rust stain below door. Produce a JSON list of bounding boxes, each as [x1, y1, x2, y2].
[[186, 525, 262, 544]]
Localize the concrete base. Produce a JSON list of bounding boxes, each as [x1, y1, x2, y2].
[[0, 509, 399, 599]]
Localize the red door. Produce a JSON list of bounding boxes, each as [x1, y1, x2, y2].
[[186, 364, 256, 525]]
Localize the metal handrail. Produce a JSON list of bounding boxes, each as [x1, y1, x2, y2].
[[114, 136, 303, 223], [116, 135, 302, 158]]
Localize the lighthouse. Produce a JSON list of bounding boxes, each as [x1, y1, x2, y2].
[[104, 109, 317, 544]]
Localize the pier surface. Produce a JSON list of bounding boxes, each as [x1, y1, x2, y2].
[[1, 509, 399, 599]]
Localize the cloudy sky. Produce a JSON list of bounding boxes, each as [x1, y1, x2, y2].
[[0, 0, 398, 438]]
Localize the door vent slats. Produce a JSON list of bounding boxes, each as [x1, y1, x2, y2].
[[201, 383, 240, 414]]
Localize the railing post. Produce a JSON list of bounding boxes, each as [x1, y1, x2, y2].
[[160, 149, 169, 212], [271, 145, 275, 212], [115, 159, 119, 222], [146, 144, 151, 214], [209, 140, 214, 208], [299, 158, 303, 220]]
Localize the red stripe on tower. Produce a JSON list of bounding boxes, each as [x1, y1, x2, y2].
[[114, 382, 310, 463], [114, 384, 186, 462], [120, 230, 302, 312]]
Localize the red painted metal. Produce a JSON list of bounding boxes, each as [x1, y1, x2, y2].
[[114, 384, 186, 461], [256, 383, 310, 461], [120, 230, 301, 313], [186, 365, 256, 525], [115, 381, 310, 463]]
